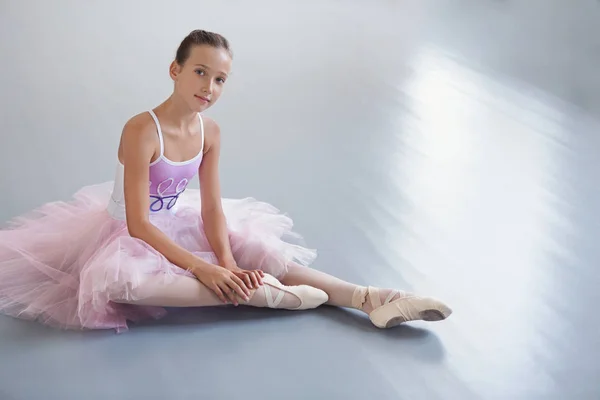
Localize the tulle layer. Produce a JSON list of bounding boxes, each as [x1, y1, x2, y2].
[[0, 182, 316, 332]]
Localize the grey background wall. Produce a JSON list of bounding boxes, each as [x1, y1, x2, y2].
[[1, 0, 598, 224]]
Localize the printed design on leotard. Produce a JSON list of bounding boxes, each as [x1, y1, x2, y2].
[[149, 178, 190, 212]]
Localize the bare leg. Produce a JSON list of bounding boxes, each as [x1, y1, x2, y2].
[[281, 262, 452, 328], [112, 273, 328, 310]]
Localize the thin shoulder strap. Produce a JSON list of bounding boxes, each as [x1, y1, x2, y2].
[[148, 110, 165, 156], [198, 113, 205, 154]]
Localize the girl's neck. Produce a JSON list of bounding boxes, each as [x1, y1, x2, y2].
[[154, 94, 198, 131]]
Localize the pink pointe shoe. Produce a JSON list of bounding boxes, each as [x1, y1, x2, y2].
[[352, 286, 452, 328], [245, 274, 329, 311]]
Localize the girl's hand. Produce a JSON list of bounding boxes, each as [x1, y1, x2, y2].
[[192, 263, 251, 306], [222, 261, 264, 290]]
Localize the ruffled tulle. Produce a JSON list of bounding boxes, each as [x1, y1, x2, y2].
[[0, 182, 316, 332]]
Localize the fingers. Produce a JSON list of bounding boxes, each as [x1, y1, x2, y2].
[[219, 282, 241, 306], [241, 273, 253, 289], [249, 271, 260, 288], [230, 275, 251, 299], [211, 284, 228, 304]]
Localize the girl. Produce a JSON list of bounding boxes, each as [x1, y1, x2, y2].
[[0, 30, 451, 333]]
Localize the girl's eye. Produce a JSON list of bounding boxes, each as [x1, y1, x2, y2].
[[217, 77, 226, 84], [195, 69, 205, 75]]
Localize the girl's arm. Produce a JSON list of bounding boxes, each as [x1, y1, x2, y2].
[[199, 118, 263, 288], [198, 118, 236, 267], [121, 115, 212, 272]]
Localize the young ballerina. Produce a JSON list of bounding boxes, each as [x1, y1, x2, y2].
[[0, 30, 451, 332]]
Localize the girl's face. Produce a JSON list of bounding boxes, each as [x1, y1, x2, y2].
[[170, 44, 232, 113]]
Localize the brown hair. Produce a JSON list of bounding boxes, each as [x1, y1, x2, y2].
[[175, 29, 232, 65]]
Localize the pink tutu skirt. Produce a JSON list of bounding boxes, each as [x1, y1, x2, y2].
[[0, 182, 316, 332]]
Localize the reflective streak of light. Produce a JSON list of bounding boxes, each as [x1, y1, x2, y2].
[[370, 45, 578, 397]]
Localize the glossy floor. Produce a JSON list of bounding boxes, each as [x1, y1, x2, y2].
[[1, 1, 599, 399]]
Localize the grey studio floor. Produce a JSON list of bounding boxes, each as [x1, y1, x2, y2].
[[1, 1, 599, 399]]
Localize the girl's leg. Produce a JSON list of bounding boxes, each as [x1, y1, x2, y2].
[[280, 263, 360, 309], [281, 262, 452, 328], [111, 273, 328, 310]]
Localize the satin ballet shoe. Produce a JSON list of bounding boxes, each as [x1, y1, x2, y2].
[[243, 274, 329, 311], [352, 286, 452, 328]]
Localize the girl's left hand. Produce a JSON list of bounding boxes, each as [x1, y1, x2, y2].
[[222, 262, 264, 289]]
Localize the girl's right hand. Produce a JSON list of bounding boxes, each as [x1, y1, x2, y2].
[[192, 264, 252, 306]]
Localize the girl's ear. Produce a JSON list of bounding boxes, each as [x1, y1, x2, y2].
[[169, 60, 180, 81]]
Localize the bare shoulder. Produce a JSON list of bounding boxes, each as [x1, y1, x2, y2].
[[122, 112, 158, 142], [201, 115, 221, 152], [119, 112, 159, 162]]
